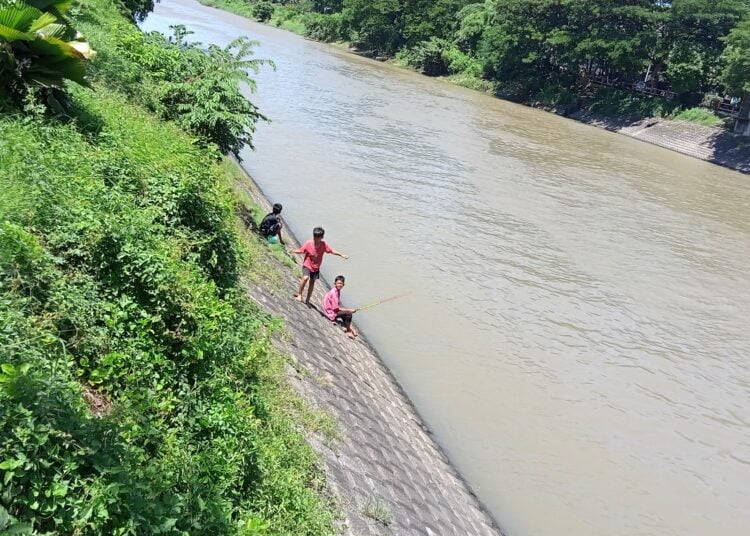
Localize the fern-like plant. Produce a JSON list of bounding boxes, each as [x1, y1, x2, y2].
[[131, 27, 273, 158]]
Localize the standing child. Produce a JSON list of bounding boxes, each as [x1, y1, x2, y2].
[[290, 227, 348, 304], [323, 275, 358, 338]]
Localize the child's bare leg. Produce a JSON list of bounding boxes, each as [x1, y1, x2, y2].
[[342, 315, 357, 338], [305, 278, 316, 304], [295, 276, 309, 301]]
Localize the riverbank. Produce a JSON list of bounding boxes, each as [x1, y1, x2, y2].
[[378, 55, 750, 174], [570, 113, 750, 174], [236, 166, 503, 536]]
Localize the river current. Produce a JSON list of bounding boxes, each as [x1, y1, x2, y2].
[[143, 3, 750, 534]]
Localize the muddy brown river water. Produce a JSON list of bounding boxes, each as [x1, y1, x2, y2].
[[142, 3, 750, 534]]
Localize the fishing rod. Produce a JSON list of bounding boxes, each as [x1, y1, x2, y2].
[[356, 291, 412, 312]]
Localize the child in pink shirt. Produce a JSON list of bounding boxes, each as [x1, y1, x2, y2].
[[323, 275, 358, 338], [290, 227, 348, 304]]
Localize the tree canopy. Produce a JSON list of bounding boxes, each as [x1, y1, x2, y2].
[[278, 0, 750, 108]]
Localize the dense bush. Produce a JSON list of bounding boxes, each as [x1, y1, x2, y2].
[[442, 46, 482, 77], [0, 83, 335, 536], [0, 0, 337, 533], [587, 88, 681, 119], [340, 0, 402, 55], [78, 7, 271, 158], [401, 38, 451, 76], [252, 1, 275, 22], [303, 12, 342, 42], [399, 37, 481, 77], [533, 84, 579, 113]]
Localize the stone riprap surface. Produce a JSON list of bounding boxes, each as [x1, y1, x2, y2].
[[241, 180, 501, 536], [622, 119, 750, 173], [573, 113, 750, 173], [247, 277, 501, 536]]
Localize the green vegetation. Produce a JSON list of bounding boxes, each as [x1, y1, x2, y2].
[[0, 0, 95, 109], [722, 17, 750, 96], [0, 0, 338, 533], [670, 107, 726, 126], [587, 87, 681, 119], [203, 0, 750, 130], [74, 0, 272, 158], [361, 497, 392, 526], [720, 17, 750, 133]]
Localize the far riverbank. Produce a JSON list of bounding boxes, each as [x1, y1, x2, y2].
[[569, 113, 750, 174], [197, 0, 750, 174]]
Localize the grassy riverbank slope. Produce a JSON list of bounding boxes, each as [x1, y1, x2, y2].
[[0, 0, 336, 533]]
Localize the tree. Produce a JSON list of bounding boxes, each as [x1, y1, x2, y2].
[[122, 26, 272, 156], [721, 17, 750, 134], [400, 0, 472, 48], [341, 0, 402, 55], [477, 0, 581, 95], [455, 2, 488, 53], [121, 0, 157, 22], [312, 0, 344, 13], [666, 0, 748, 93]]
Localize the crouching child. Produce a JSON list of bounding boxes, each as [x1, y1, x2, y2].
[[323, 275, 358, 339]]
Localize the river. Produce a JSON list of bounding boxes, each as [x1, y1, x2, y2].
[[142, 3, 750, 534]]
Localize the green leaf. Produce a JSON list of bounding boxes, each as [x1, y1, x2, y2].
[[27, 0, 74, 17], [5, 522, 34, 534], [157, 518, 178, 532], [27, 11, 56, 33], [0, 458, 22, 471], [0, 505, 9, 530], [51, 481, 68, 497], [0, 22, 32, 41], [0, 5, 43, 35]]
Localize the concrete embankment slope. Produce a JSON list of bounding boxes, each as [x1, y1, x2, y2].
[[240, 179, 502, 536], [620, 120, 750, 173], [573, 114, 750, 174]]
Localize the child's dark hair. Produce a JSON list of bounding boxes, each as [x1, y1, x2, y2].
[[313, 227, 325, 237], [272, 203, 282, 214], [335, 275, 345, 283]]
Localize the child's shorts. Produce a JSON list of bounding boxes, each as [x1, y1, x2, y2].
[[302, 267, 320, 280], [334, 313, 353, 326]]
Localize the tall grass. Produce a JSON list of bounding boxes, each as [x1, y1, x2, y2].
[[670, 107, 724, 126]]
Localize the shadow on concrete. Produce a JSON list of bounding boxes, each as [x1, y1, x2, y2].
[[703, 129, 750, 174], [569, 111, 648, 132]]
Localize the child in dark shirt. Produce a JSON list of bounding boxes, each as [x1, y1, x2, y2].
[[259, 203, 285, 245]]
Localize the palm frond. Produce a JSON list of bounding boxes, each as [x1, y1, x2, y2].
[[27, 11, 57, 33], [0, 4, 43, 35]]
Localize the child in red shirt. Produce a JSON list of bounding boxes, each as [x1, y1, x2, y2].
[[290, 227, 348, 305]]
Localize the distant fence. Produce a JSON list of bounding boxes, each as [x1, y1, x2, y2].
[[588, 75, 741, 117]]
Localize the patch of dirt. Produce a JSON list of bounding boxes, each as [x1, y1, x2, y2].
[[236, 201, 258, 233], [81, 384, 113, 418]]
